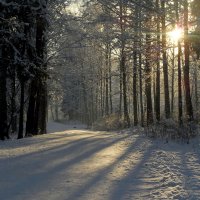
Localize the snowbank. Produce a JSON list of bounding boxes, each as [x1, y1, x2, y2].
[[0, 122, 200, 199]]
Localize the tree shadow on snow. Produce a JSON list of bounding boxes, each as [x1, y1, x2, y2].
[[0, 132, 134, 200]]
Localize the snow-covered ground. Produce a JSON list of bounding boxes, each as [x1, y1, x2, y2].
[[0, 122, 200, 200]]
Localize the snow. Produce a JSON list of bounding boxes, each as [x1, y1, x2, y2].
[[0, 122, 200, 200]]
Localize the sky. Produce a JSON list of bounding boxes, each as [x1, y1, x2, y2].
[[66, 0, 83, 15]]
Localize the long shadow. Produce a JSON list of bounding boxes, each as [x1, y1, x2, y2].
[[0, 134, 100, 165], [180, 151, 200, 199], [0, 131, 93, 150], [0, 128, 115, 150], [0, 133, 132, 199], [109, 143, 156, 200], [109, 140, 200, 200], [0, 130, 120, 167], [65, 136, 153, 200]]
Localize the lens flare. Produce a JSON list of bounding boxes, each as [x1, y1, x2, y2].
[[168, 28, 183, 42]]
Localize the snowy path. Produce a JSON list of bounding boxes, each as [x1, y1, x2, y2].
[[0, 122, 200, 200]]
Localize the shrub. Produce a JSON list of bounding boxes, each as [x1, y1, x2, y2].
[[145, 118, 199, 143], [92, 114, 124, 131]]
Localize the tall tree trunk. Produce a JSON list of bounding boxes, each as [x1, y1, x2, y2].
[[119, 62, 122, 117], [100, 68, 104, 116], [171, 44, 175, 116], [36, 9, 48, 134], [153, 70, 156, 116], [38, 80, 47, 134], [121, 53, 130, 127], [50, 104, 55, 120], [0, 46, 8, 140], [108, 46, 113, 114], [82, 77, 89, 125], [184, 0, 193, 121], [10, 67, 17, 133], [178, 41, 183, 125], [194, 65, 198, 116], [145, 33, 153, 125], [105, 43, 109, 116], [161, 0, 170, 119], [139, 52, 144, 126], [119, 1, 123, 118], [55, 103, 59, 121], [120, 1, 130, 127], [133, 3, 138, 126], [26, 80, 38, 135], [133, 47, 138, 126], [0, 7, 9, 140], [155, 0, 160, 122], [26, 1, 48, 135], [175, 1, 183, 126], [138, 2, 144, 126], [18, 81, 25, 139]]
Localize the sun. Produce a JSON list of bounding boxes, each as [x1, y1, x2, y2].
[[168, 28, 183, 42]]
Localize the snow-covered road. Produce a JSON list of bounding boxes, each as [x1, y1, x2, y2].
[[0, 122, 200, 200]]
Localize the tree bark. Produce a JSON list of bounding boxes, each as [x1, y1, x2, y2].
[[18, 81, 25, 139], [120, 1, 130, 127], [175, 1, 183, 126], [133, 48, 138, 126], [155, 0, 160, 122], [139, 52, 144, 127], [184, 0, 193, 122], [145, 33, 153, 125], [133, 3, 139, 126], [161, 0, 170, 119], [171, 44, 175, 116], [26, 1, 48, 135], [108, 46, 113, 114], [105, 43, 109, 116], [0, 46, 8, 140]]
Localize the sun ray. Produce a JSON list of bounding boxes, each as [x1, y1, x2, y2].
[[168, 28, 183, 42]]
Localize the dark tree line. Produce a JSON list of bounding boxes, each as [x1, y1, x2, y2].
[[0, 0, 48, 140], [1, 0, 200, 139]]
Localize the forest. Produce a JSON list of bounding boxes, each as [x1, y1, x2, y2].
[[1, 1, 200, 199], [1, 0, 200, 140]]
